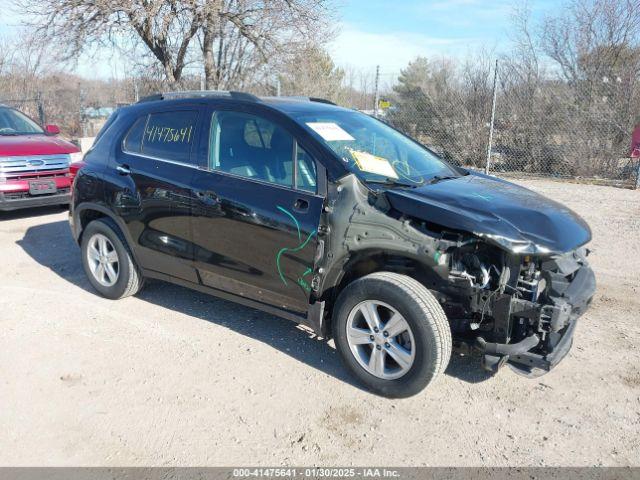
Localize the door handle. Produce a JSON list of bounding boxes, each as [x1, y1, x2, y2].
[[196, 190, 220, 205], [116, 164, 130, 175], [293, 198, 309, 212]]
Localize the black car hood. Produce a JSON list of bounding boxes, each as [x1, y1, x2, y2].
[[383, 172, 591, 254]]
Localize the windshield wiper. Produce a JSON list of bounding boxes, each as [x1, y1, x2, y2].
[[0, 131, 19, 136], [366, 178, 417, 188], [428, 174, 460, 184]]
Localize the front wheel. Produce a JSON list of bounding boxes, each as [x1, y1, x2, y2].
[[332, 272, 451, 398]]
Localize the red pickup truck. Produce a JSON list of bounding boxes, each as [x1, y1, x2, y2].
[[0, 104, 82, 211]]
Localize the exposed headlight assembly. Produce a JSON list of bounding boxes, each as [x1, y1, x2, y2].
[[477, 233, 552, 255]]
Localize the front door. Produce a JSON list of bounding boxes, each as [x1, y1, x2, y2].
[[190, 108, 324, 313]]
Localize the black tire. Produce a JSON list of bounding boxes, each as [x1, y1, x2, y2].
[[80, 217, 144, 299], [332, 272, 451, 398]]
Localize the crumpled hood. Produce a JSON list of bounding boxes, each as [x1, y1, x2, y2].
[[0, 134, 79, 156], [383, 172, 591, 254]]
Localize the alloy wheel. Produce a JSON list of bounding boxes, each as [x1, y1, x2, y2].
[[345, 300, 416, 380], [86, 233, 120, 287]]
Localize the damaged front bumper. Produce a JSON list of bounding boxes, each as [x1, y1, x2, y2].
[[476, 250, 596, 377]]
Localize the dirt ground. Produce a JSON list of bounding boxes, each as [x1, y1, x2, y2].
[[0, 179, 639, 467]]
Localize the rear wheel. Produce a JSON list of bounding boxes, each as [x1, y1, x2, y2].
[[332, 272, 451, 398], [81, 218, 143, 299]]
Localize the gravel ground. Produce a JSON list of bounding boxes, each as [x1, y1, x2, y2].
[[0, 179, 639, 467]]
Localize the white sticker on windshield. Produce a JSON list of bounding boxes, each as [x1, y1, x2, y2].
[[306, 122, 355, 141]]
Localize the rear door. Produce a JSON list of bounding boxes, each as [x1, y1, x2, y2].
[[190, 106, 325, 313], [110, 107, 203, 282]]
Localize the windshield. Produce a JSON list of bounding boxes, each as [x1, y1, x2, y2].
[[0, 108, 44, 135], [293, 109, 458, 186]]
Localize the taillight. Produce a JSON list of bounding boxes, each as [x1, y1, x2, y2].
[[69, 161, 87, 182]]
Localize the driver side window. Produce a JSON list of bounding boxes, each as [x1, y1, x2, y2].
[[209, 111, 317, 192]]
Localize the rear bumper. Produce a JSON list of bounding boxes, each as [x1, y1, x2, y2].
[[478, 254, 596, 377], [0, 190, 70, 211]]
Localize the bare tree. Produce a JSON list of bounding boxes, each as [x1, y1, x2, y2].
[[198, 0, 334, 90], [0, 36, 11, 77], [200, 0, 271, 90], [17, 0, 334, 89], [340, 66, 377, 110], [387, 54, 493, 167], [277, 45, 344, 100], [542, 0, 640, 85], [537, 0, 640, 174], [17, 0, 202, 86], [0, 29, 57, 108]]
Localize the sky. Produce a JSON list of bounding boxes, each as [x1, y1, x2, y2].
[[0, 0, 562, 80], [329, 0, 559, 79]]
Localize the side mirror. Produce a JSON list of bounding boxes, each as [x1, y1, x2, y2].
[[44, 124, 60, 135]]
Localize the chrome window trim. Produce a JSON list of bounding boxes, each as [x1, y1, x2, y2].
[[122, 149, 321, 196], [200, 167, 325, 198], [124, 147, 316, 193], [121, 150, 202, 170]]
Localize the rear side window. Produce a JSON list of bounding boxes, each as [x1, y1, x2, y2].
[[142, 111, 198, 164], [122, 110, 199, 164], [123, 116, 146, 153]]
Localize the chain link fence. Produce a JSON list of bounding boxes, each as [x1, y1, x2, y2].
[[0, 94, 46, 125], [379, 61, 640, 189], [0, 89, 82, 135], [3, 63, 639, 189], [1, 82, 138, 138]]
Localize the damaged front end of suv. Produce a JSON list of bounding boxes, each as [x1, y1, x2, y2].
[[444, 238, 594, 377], [312, 172, 596, 378]]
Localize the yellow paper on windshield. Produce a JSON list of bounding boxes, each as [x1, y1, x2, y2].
[[350, 150, 398, 179]]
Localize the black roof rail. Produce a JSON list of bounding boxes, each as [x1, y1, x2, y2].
[[229, 91, 261, 102], [137, 94, 163, 103], [265, 95, 336, 106], [269, 95, 336, 106], [308, 97, 336, 106], [137, 90, 260, 104]]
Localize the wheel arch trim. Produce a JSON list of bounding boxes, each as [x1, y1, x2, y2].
[[72, 202, 142, 266]]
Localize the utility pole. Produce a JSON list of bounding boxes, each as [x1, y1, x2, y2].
[[373, 65, 380, 118], [485, 59, 499, 175], [36, 91, 45, 125], [79, 86, 87, 138], [276, 77, 281, 97], [133, 81, 139, 103]]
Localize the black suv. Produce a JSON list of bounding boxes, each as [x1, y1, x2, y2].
[[69, 91, 596, 397]]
